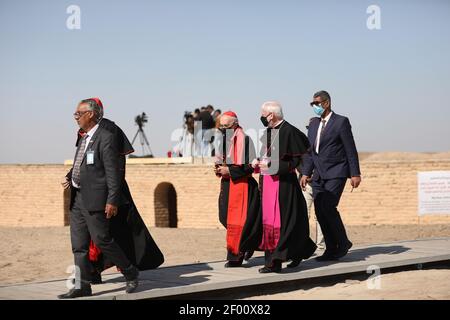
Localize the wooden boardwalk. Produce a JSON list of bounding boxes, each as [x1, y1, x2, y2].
[[1, 238, 449, 300]]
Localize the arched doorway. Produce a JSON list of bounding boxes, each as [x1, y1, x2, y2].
[[154, 182, 177, 228]]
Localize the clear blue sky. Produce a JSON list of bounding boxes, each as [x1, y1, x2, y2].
[[1, 0, 449, 163]]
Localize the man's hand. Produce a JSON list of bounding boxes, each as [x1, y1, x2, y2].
[[61, 177, 70, 190], [251, 158, 260, 169], [105, 204, 118, 219], [350, 176, 362, 190], [215, 165, 230, 178], [259, 160, 269, 171], [300, 175, 311, 191]]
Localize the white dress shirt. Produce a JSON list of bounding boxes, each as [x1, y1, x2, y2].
[[315, 111, 333, 153]]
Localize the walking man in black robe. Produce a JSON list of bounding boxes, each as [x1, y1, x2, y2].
[[214, 111, 262, 267], [254, 101, 316, 273]]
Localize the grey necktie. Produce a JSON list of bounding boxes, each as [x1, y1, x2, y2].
[[72, 135, 88, 186], [319, 119, 327, 137]]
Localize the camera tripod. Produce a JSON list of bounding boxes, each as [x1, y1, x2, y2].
[[130, 112, 153, 157]]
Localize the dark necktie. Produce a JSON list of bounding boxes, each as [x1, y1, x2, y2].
[[72, 135, 88, 186], [315, 120, 327, 153]]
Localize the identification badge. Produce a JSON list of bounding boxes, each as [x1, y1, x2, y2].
[[86, 150, 94, 165]]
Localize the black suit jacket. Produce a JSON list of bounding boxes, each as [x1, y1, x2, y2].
[[68, 124, 121, 211]]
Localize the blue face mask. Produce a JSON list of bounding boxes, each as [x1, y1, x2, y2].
[[313, 104, 325, 116]]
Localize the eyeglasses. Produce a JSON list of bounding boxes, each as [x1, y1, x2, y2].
[[219, 122, 237, 130], [309, 100, 328, 107], [219, 125, 234, 130], [73, 110, 92, 119], [310, 100, 327, 107]]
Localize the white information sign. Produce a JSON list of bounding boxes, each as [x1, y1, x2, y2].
[[418, 171, 450, 215]]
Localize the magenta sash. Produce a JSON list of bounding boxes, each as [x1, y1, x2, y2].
[[259, 175, 281, 251]]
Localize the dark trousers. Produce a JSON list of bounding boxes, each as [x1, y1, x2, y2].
[[70, 190, 131, 286], [312, 178, 349, 254]]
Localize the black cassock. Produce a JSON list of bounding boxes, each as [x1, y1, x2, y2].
[[218, 134, 262, 261], [71, 118, 164, 272], [259, 120, 316, 266]]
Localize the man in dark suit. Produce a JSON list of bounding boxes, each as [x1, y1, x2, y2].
[[58, 99, 139, 299], [301, 91, 361, 261], [63, 98, 165, 286]]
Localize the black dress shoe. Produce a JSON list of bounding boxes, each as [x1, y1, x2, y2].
[[58, 287, 92, 299], [122, 265, 139, 293], [258, 265, 282, 273], [287, 259, 302, 268], [126, 279, 139, 293], [224, 260, 243, 268], [306, 242, 318, 259], [258, 260, 282, 273], [333, 241, 353, 259], [315, 253, 338, 262], [91, 272, 102, 285], [244, 251, 254, 261]]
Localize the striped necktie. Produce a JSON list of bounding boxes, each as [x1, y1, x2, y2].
[[72, 135, 88, 186]]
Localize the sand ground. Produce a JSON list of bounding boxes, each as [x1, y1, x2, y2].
[[244, 268, 450, 300], [0, 224, 449, 299]]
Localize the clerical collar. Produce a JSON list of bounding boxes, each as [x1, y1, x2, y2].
[[271, 119, 285, 129]]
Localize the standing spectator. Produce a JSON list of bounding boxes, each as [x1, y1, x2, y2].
[[198, 106, 215, 156], [213, 109, 222, 122], [206, 104, 215, 115], [193, 108, 201, 120], [174, 112, 197, 157], [211, 109, 222, 157]]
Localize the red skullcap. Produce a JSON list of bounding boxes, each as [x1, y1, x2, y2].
[[90, 97, 103, 108], [222, 111, 237, 118]]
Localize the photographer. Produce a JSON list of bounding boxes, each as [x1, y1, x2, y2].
[[173, 112, 196, 157]]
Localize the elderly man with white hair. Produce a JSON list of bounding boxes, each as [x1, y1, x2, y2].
[[253, 101, 317, 273], [214, 111, 262, 268]]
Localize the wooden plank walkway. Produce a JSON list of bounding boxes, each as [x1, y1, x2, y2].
[[1, 238, 449, 300]]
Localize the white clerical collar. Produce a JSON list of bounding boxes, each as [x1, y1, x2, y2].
[[271, 119, 285, 128]]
